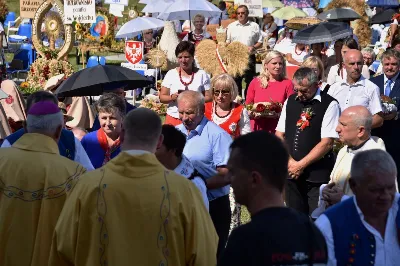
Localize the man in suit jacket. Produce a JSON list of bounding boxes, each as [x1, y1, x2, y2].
[[370, 49, 400, 189]]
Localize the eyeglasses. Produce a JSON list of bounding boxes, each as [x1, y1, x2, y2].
[[213, 89, 231, 96], [236, 12, 246, 15]]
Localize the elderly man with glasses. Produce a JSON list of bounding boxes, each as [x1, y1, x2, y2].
[[275, 67, 340, 216]]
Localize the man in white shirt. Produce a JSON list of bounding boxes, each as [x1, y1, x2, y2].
[[315, 149, 400, 266], [226, 5, 263, 99], [328, 49, 384, 129], [275, 68, 340, 215], [155, 124, 209, 210], [312, 106, 386, 218]]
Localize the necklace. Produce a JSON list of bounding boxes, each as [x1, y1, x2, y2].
[[294, 46, 304, 55], [214, 102, 232, 118], [179, 67, 195, 90]]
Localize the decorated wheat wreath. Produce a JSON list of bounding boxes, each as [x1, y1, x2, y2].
[[195, 26, 249, 77], [147, 46, 168, 70]]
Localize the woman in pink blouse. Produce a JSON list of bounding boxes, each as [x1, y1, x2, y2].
[[245, 50, 294, 133]]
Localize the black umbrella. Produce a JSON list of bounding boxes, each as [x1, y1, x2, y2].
[[369, 9, 396, 24], [292, 22, 353, 45], [55, 65, 153, 97], [317, 8, 361, 22]]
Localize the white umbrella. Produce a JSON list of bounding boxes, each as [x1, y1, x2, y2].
[[142, 0, 176, 13], [157, 0, 221, 21], [116, 17, 165, 39], [138, 0, 149, 3]]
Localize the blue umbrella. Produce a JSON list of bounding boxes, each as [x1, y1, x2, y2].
[[366, 0, 399, 7]]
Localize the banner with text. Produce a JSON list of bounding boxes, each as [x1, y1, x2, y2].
[[64, 0, 96, 24], [20, 0, 45, 19], [239, 0, 263, 18], [105, 0, 128, 6]]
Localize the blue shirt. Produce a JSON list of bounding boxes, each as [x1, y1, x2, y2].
[[176, 117, 232, 201], [81, 130, 121, 169]]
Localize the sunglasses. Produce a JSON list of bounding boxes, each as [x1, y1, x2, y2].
[[213, 90, 230, 96], [144, 32, 153, 34]]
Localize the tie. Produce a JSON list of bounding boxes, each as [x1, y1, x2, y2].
[[385, 79, 392, 97]]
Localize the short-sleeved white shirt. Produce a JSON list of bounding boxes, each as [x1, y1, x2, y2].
[[161, 68, 211, 118], [226, 20, 263, 47], [276, 88, 340, 139], [327, 76, 383, 115]]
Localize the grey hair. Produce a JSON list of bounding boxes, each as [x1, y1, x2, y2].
[[193, 13, 205, 22], [351, 150, 397, 182], [361, 47, 376, 61], [26, 112, 64, 135], [381, 48, 400, 62], [351, 112, 372, 132], [293, 67, 319, 86], [177, 91, 205, 115]]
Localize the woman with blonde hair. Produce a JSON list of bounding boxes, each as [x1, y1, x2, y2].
[[245, 50, 294, 133], [301, 56, 328, 91], [204, 74, 251, 138]]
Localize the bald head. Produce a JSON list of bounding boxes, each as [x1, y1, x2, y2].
[[121, 108, 162, 152], [342, 106, 372, 132], [344, 49, 363, 63], [344, 49, 363, 83]]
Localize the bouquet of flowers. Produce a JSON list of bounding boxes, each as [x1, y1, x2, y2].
[[381, 95, 398, 114], [246, 102, 283, 119], [139, 94, 167, 116]]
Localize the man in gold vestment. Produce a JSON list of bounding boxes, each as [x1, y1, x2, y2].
[[49, 108, 218, 266], [0, 101, 86, 266]]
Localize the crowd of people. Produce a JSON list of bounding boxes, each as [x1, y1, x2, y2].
[[1, 2, 400, 266]]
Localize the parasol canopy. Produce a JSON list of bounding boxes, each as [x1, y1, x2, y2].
[[365, 0, 399, 7], [285, 16, 323, 30], [271, 6, 308, 20], [142, 0, 176, 14], [55, 65, 152, 97], [292, 21, 353, 45], [116, 17, 165, 39], [369, 9, 397, 24], [317, 8, 361, 22], [282, 0, 315, 8], [262, 0, 284, 8], [157, 0, 221, 21]]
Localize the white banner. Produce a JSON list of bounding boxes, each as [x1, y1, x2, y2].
[[105, 0, 128, 5], [239, 0, 263, 18], [109, 4, 124, 17], [64, 0, 96, 24]]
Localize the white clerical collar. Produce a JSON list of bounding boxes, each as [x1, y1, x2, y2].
[[124, 150, 151, 156], [346, 138, 372, 154]]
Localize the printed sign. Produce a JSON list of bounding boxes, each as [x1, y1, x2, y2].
[[64, 0, 96, 24], [121, 63, 148, 71], [125, 41, 144, 65], [20, 0, 45, 19], [105, 0, 128, 6], [238, 0, 263, 18]]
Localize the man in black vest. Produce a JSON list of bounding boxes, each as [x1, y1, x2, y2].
[[276, 67, 340, 215], [370, 49, 400, 190], [219, 131, 328, 266]]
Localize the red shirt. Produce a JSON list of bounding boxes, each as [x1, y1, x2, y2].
[[245, 78, 294, 133]]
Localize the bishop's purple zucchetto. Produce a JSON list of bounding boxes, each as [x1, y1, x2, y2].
[[28, 101, 60, 116]]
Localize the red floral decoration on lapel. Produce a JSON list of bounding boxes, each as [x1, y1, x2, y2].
[[5, 95, 13, 105]]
